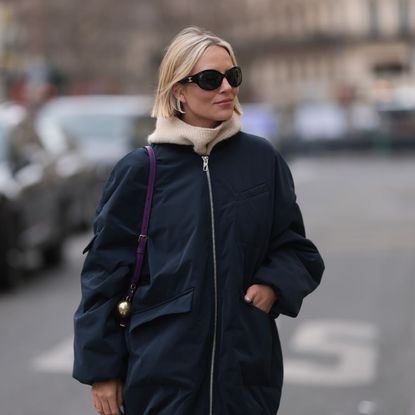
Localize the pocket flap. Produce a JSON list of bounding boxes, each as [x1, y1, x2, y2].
[[237, 183, 268, 201], [130, 288, 194, 330], [82, 234, 98, 254]]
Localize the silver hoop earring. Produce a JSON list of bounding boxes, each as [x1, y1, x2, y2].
[[176, 98, 185, 114]]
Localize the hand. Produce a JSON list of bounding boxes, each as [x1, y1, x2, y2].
[[244, 284, 278, 313], [92, 379, 123, 415]]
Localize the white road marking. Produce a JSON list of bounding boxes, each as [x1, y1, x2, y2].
[[284, 319, 379, 386], [32, 337, 73, 373], [358, 400, 377, 414], [33, 318, 379, 387]]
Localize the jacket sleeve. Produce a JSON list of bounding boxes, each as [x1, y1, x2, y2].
[[252, 151, 324, 318], [73, 148, 149, 385]]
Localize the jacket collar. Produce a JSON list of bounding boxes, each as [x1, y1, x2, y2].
[[147, 113, 241, 155]]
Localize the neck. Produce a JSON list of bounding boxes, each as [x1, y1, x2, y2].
[[148, 113, 241, 155], [180, 114, 222, 129]]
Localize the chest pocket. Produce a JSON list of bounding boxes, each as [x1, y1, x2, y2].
[[234, 183, 271, 245]]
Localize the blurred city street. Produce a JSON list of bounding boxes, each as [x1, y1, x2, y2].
[[1, 153, 414, 415], [1, 1, 415, 414]]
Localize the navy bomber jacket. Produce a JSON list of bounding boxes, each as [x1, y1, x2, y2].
[[73, 131, 324, 414]]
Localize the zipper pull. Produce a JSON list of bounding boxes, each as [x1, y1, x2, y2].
[[202, 156, 209, 171]]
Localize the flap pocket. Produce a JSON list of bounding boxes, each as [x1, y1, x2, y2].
[[130, 287, 194, 330], [82, 234, 98, 254], [237, 183, 268, 201]]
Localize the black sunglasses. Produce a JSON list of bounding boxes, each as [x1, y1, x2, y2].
[[179, 66, 242, 91]]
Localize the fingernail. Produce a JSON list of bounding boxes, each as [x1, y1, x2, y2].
[[244, 295, 252, 303]]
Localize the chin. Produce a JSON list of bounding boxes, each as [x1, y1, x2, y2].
[[215, 110, 234, 122]]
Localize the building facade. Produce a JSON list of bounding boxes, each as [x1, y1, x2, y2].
[[229, 0, 415, 109], [1, 0, 415, 110]]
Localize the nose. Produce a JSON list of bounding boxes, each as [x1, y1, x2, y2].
[[219, 77, 233, 92]]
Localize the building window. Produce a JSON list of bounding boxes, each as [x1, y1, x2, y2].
[[398, 0, 410, 35], [373, 61, 408, 78], [368, 0, 379, 37]]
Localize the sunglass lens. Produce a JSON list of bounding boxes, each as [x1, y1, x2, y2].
[[226, 67, 242, 87], [198, 70, 222, 90]]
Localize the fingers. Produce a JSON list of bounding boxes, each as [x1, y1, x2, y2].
[[244, 293, 253, 303], [107, 396, 121, 415], [93, 397, 120, 415], [92, 380, 123, 415], [116, 381, 123, 409], [244, 284, 277, 313], [244, 284, 259, 304], [92, 392, 104, 414], [102, 399, 115, 415]]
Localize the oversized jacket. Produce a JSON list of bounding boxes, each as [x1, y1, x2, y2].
[[73, 131, 324, 415]]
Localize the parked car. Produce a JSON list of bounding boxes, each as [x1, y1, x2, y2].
[[292, 102, 348, 142], [36, 95, 155, 226], [376, 101, 415, 150], [279, 101, 382, 155], [37, 94, 155, 179], [0, 103, 67, 288], [241, 103, 279, 147], [36, 111, 100, 231]]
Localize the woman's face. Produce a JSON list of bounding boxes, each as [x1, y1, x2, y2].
[[177, 46, 239, 128]]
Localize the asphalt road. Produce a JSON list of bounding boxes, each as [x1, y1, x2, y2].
[[1, 154, 414, 415]]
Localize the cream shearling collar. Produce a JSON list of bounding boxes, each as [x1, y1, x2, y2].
[[147, 113, 241, 155]]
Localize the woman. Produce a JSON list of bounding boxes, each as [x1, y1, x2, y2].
[[73, 26, 324, 415]]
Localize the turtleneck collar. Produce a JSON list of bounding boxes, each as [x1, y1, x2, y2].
[[147, 113, 241, 155]]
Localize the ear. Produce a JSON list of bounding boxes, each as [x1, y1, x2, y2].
[[172, 84, 182, 100], [172, 84, 187, 104]]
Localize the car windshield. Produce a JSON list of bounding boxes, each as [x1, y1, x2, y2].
[[54, 113, 135, 145]]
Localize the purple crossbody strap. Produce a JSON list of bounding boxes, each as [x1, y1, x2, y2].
[[125, 145, 156, 302]]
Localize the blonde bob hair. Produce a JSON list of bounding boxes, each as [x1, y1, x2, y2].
[[151, 26, 242, 118]]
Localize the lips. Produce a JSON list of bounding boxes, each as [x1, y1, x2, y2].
[[215, 99, 234, 105]]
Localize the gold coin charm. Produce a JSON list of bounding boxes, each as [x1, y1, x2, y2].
[[117, 300, 131, 318]]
